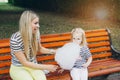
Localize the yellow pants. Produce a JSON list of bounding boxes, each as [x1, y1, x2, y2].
[[9, 64, 47, 80]]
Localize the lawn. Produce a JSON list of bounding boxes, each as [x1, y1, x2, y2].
[[0, 3, 120, 51]]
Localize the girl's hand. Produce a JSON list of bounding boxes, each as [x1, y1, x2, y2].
[[77, 56, 82, 60], [58, 68, 64, 73], [82, 63, 89, 68]]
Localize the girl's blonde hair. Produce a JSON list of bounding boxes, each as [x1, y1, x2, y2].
[[19, 10, 40, 60], [71, 28, 87, 46]]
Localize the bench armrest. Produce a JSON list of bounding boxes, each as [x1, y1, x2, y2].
[[106, 28, 120, 60], [111, 45, 120, 60]]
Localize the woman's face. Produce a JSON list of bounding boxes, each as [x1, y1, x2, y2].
[[31, 17, 40, 34], [72, 33, 82, 44]]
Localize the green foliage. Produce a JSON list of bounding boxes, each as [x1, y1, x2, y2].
[[0, 2, 120, 51]]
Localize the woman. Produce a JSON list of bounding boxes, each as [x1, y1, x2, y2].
[[9, 10, 58, 80]]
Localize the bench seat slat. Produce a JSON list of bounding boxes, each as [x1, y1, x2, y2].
[[89, 60, 120, 72], [90, 59, 120, 67], [89, 67, 120, 77]]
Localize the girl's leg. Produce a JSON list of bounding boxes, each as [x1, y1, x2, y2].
[[70, 68, 88, 80], [70, 68, 81, 80], [79, 68, 88, 80], [24, 67, 47, 80], [9, 65, 33, 80]]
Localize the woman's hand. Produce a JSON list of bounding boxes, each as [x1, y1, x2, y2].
[[45, 65, 58, 72], [49, 49, 56, 54]]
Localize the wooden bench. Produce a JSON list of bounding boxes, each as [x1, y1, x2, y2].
[[0, 29, 120, 80]]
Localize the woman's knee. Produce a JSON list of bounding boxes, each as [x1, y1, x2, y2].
[[31, 70, 47, 80], [10, 65, 33, 80]]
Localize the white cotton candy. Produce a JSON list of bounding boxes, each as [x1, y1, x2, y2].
[[55, 42, 80, 70]]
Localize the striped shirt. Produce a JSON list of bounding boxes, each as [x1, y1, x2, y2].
[[73, 46, 92, 69], [10, 32, 37, 66]]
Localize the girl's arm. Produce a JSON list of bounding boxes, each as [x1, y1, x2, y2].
[[14, 51, 58, 72], [82, 56, 92, 68]]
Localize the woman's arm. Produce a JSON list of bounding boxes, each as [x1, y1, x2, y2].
[[39, 44, 56, 54], [14, 51, 58, 72]]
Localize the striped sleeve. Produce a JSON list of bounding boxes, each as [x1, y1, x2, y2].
[[82, 46, 92, 59], [10, 32, 24, 52]]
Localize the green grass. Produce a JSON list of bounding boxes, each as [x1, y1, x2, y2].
[[0, 3, 120, 51]]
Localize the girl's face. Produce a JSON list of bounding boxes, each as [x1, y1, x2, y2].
[[72, 33, 82, 44], [31, 17, 40, 34]]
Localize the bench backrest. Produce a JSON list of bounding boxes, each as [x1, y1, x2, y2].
[[0, 29, 112, 77]]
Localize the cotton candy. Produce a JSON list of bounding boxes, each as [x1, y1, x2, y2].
[[55, 42, 80, 70]]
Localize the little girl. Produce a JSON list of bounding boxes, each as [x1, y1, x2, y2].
[[59, 28, 92, 80]]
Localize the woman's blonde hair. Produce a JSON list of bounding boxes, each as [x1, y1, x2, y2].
[[71, 28, 87, 46], [19, 10, 40, 60]]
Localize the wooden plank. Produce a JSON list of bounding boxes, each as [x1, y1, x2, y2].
[[89, 59, 119, 67], [90, 47, 111, 53], [91, 58, 114, 64], [86, 31, 108, 38], [92, 52, 112, 59], [37, 55, 54, 61], [88, 59, 120, 71], [0, 55, 11, 60], [41, 61, 57, 65], [88, 41, 110, 48], [0, 48, 10, 54], [0, 39, 9, 43], [0, 42, 10, 48], [0, 62, 11, 67], [0, 69, 9, 74], [42, 41, 68, 48], [87, 36, 109, 43], [41, 36, 71, 43], [41, 36, 109, 44], [89, 67, 120, 77], [41, 32, 70, 38], [89, 61, 120, 72], [86, 29, 106, 34], [41, 29, 106, 38]]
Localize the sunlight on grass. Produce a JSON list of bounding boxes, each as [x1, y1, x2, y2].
[[0, 0, 8, 3], [0, 3, 24, 12]]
